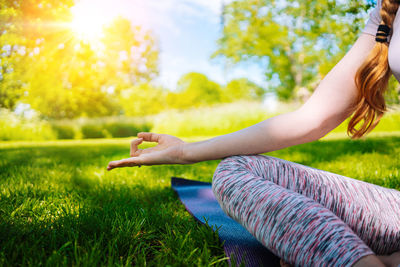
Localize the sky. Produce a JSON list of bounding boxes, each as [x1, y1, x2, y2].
[[70, 0, 268, 90]]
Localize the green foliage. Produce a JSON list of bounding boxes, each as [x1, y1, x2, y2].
[[167, 73, 223, 109], [66, 117, 152, 139], [2, 103, 400, 141], [0, 112, 153, 141], [0, 108, 56, 141], [51, 123, 77, 139], [385, 76, 400, 105], [104, 121, 151, 138], [166, 73, 266, 110], [120, 83, 168, 116], [222, 78, 265, 102], [0, 133, 399, 265], [23, 16, 160, 119], [215, 0, 371, 100], [0, 0, 74, 109], [0, 0, 73, 109], [0, 2, 160, 119], [78, 118, 152, 139], [152, 102, 272, 137], [0, 50, 24, 109], [25, 42, 119, 118], [81, 124, 111, 139], [102, 17, 159, 84]]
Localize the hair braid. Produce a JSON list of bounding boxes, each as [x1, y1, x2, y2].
[[347, 0, 400, 138]]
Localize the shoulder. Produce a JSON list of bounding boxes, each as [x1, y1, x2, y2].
[[362, 1, 382, 37]]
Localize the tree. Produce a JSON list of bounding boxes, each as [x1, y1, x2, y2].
[[0, 0, 73, 109], [214, 0, 372, 101], [102, 17, 159, 87], [26, 41, 121, 118], [223, 78, 265, 102], [0, 3, 161, 119], [24, 17, 160, 119], [119, 83, 167, 116], [168, 72, 222, 109], [0, 1, 161, 118]]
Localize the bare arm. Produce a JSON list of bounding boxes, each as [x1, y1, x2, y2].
[[182, 34, 376, 162], [107, 34, 376, 169]]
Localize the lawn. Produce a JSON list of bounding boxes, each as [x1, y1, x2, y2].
[[1, 133, 399, 266]]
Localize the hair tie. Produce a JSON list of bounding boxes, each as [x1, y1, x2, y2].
[[375, 24, 391, 43]]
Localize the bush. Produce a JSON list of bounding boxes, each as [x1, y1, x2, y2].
[[81, 124, 111, 139], [51, 123, 77, 139], [0, 110, 153, 141], [73, 117, 152, 139], [1, 103, 398, 142], [103, 121, 151, 138], [151, 101, 273, 137], [48, 117, 153, 139], [0, 109, 57, 141]]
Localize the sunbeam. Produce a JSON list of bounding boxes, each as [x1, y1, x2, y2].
[[70, 2, 114, 43]]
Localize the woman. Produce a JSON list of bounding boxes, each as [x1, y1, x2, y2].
[[107, 0, 400, 266]]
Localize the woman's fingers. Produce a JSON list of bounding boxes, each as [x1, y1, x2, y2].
[[138, 132, 162, 142], [107, 145, 184, 170], [107, 157, 141, 171], [107, 151, 164, 170], [130, 138, 143, 157], [107, 134, 183, 171]]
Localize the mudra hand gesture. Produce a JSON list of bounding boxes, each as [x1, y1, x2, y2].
[[107, 132, 189, 170]]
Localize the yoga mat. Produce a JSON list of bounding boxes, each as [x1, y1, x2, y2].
[[171, 177, 280, 267]]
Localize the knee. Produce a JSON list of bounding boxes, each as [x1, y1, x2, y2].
[[212, 155, 263, 202], [212, 154, 274, 184], [212, 155, 247, 182], [212, 156, 244, 202]]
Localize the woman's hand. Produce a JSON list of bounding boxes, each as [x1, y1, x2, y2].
[[107, 132, 189, 171]]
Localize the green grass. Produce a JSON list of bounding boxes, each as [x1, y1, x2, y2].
[[1, 133, 400, 266]]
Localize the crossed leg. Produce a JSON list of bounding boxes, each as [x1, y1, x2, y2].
[[212, 155, 400, 266]]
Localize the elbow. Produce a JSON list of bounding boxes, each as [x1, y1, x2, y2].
[[310, 120, 335, 140], [293, 109, 348, 143], [306, 113, 348, 141]]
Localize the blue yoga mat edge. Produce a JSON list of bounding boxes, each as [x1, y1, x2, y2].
[[171, 176, 280, 267]]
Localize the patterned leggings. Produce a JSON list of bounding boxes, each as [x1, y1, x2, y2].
[[212, 155, 400, 267]]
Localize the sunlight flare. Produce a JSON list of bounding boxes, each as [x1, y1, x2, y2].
[[70, 2, 114, 42]]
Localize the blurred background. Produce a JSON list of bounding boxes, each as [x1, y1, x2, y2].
[[0, 0, 399, 141], [1, 1, 400, 266]]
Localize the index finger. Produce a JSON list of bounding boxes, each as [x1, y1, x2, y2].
[[137, 132, 162, 142]]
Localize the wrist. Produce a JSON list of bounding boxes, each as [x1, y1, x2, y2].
[[180, 142, 198, 164]]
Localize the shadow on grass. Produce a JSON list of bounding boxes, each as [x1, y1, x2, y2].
[[1, 135, 399, 266], [0, 181, 226, 266], [269, 136, 400, 166], [0, 141, 227, 266]]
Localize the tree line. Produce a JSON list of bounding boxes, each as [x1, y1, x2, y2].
[[1, 0, 398, 120]]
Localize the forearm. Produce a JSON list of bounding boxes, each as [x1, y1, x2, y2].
[[183, 111, 327, 163]]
